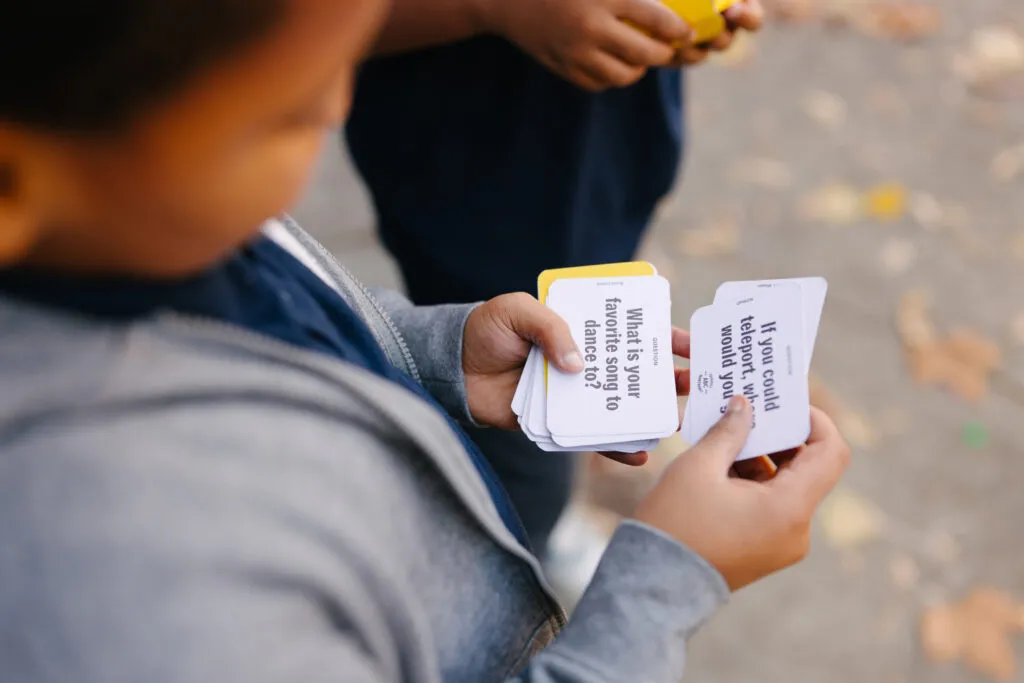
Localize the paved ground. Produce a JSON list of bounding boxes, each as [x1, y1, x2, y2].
[[294, 2, 1024, 680]]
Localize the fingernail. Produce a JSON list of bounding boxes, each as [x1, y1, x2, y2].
[[562, 350, 584, 372], [727, 396, 746, 415]]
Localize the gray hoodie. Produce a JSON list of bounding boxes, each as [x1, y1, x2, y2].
[[0, 219, 728, 682]]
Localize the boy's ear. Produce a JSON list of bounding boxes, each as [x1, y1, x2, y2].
[[0, 129, 49, 266]]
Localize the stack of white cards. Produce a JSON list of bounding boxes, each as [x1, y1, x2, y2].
[[512, 262, 680, 453], [683, 277, 828, 461]]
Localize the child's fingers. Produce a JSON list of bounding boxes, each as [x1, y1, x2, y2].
[[578, 50, 648, 89], [723, 0, 765, 31], [671, 44, 709, 66], [690, 396, 753, 472], [499, 293, 583, 372], [597, 450, 650, 466], [768, 408, 850, 512], [617, 0, 694, 45], [675, 368, 690, 396], [602, 19, 676, 66], [672, 327, 691, 359], [730, 455, 778, 482], [706, 28, 735, 52]]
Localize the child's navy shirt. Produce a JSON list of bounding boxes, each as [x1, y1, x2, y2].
[[346, 38, 683, 304], [0, 237, 530, 547]]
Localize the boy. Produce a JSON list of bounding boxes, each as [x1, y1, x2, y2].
[[346, 0, 764, 552], [0, 2, 848, 682]]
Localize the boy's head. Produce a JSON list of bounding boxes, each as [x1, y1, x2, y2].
[[0, 0, 386, 277]]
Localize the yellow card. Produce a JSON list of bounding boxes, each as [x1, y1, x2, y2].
[[537, 262, 657, 304], [538, 261, 658, 383]]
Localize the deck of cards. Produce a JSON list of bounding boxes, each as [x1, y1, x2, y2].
[[512, 264, 828, 461], [512, 262, 680, 453], [683, 277, 827, 461]]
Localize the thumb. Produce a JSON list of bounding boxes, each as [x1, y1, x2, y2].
[[691, 396, 753, 470], [502, 294, 584, 373]]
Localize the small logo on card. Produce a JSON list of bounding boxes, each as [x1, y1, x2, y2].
[[696, 370, 714, 394]]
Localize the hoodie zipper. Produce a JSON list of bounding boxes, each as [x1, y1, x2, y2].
[[277, 216, 421, 384]]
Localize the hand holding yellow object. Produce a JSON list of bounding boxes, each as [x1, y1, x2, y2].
[[663, 0, 740, 44]]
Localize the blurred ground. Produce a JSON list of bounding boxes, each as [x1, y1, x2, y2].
[[294, 1, 1024, 680]]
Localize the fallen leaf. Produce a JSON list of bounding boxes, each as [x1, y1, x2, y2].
[[896, 292, 1001, 401], [880, 237, 917, 274], [990, 143, 1024, 183], [865, 183, 909, 221], [819, 490, 885, 549], [945, 328, 1002, 372], [802, 89, 848, 129], [727, 157, 794, 189], [798, 183, 863, 225], [853, 1, 942, 41], [763, 0, 818, 21], [954, 26, 1024, 89], [822, 0, 877, 26], [920, 587, 1024, 680], [896, 289, 937, 347], [676, 215, 740, 257]]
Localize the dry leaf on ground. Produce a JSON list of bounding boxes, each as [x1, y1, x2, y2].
[[953, 26, 1024, 89], [798, 183, 863, 225], [676, 215, 740, 257], [852, 1, 942, 41], [865, 183, 909, 221], [896, 291, 1001, 401], [763, 0, 818, 21], [819, 490, 885, 549], [920, 587, 1024, 681]]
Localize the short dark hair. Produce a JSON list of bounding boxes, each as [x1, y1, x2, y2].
[[0, 1, 285, 134]]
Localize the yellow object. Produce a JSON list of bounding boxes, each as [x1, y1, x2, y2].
[[537, 261, 656, 305], [662, 0, 740, 44], [864, 183, 908, 222]]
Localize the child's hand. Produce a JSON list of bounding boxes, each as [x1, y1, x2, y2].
[[479, 0, 693, 91], [671, 0, 764, 66], [463, 293, 583, 430], [634, 396, 850, 591], [462, 295, 691, 464]]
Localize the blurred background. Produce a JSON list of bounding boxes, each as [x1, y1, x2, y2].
[[295, 0, 1024, 680]]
